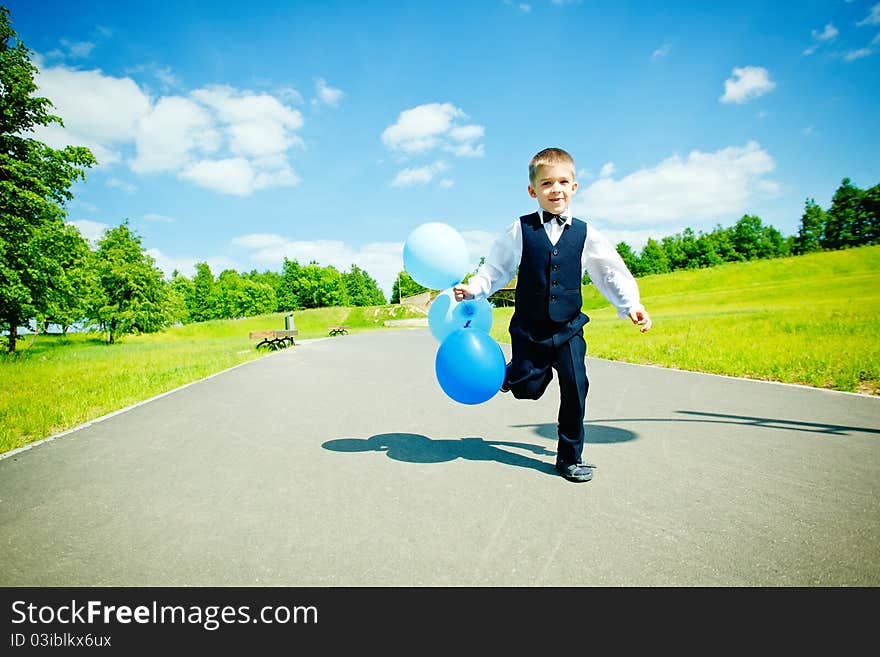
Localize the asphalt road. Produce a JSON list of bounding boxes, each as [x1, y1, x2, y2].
[[1, 329, 878, 586]]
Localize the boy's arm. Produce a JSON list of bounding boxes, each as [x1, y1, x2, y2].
[[582, 225, 652, 332]]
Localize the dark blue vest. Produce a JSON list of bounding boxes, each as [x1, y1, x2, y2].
[[513, 212, 586, 323]]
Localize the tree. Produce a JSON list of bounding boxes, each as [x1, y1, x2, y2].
[[862, 183, 880, 245], [343, 264, 386, 306], [301, 264, 348, 308], [210, 269, 276, 318], [793, 198, 826, 255], [168, 272, 194, 324], [615, 242, 640, 275], [189, 262, 215, 322], [696, 225, 740, 265], [823, 178, 862, 250], [390, 270, 428, 304], [41, 222, 95, 333], [244, 268, 282, 301], [277, 258, 303, 311], [638, 238, 670, 275], [0, 7, 96, 352], [660, 233, 689, 271], [88, 221, 171, 343], [730, 214, 786, 260]]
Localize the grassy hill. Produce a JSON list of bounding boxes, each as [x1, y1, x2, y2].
[[491, 244, 880, 394], [2, 245, 878, 454]]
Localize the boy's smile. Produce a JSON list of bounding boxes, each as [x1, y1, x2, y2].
[[528, 163, 578, 215]]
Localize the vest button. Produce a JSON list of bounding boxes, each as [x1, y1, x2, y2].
[[552, 249, 559, 256], [551, 295, 558, 301], [552, 281, 558, 287], [552, 264, 559, 271]]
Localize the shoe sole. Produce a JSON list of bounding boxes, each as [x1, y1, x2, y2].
[[556, 466, 593, 482], [560, 473, 592, 482]]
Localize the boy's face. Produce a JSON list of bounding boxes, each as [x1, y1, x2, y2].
[[528, 163, 578, 215]]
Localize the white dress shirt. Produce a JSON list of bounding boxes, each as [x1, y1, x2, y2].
[[467, 206, 645, 319]]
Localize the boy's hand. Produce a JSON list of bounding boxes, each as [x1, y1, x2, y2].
[[453, 284, 476, 302], [629, 308, 652, 333]]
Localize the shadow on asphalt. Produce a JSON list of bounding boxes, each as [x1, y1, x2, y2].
[[516, 409, 880, 444], [322, 433, 561, 477], [588, 411, 880, 436], [511, 422, 639, 444]]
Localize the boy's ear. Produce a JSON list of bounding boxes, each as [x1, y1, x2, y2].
[[527, 184, 537, 198]]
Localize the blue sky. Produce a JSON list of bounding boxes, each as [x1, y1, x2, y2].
[[7, 0, 880, 298]]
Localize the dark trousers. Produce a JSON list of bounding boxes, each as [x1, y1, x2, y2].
[[506, 315, 590, 465]]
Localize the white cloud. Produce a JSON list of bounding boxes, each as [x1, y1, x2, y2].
[[191, 85, 304, 157], [276, 86, 305, 105], [178, 157, 300, 196], [804, 23, 838, 55], [571, 141, 778, 230], [460, 230, 499, 266], [145, 248, 238, 280], [382, 102, 484, 157], [651, 43, 672, 61], [720, 66, 776, 104], [131, 96, 219, 173], [230, 233, 286, 249], [391, 161, 448, 187], [60, 39, 95, 59], [154, 66, 181, 90], [857, 3, 880, 26], [503, 0, 532, 13], [599, 162, 615, 178], [448, 125, 484, 142], [844, 47, 873, 61], [813, 23, 838, 41], [31, 64, 151, 165], [143, 213, 175, 223], [68, 219, 111, 244], [106, 177, 137, 193], [313, 78, 344, 106], [32, 66, 305, 196]]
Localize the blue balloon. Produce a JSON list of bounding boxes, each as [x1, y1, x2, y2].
[[403, 222, 470, 291], [428, 289, 493, 342], [435, 328, 506, 405]]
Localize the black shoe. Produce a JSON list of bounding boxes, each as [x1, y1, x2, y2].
[[555, 461, 596, 482], [499, 361, 511, 393]]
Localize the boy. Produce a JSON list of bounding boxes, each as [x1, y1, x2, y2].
[[453, 147, 651, 483]]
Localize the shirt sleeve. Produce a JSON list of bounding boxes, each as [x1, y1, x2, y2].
[[467, 218, 522, 299], [582, 224, 645, 319]]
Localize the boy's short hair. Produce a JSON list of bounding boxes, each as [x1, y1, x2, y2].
[[529, 147, 576, 183]]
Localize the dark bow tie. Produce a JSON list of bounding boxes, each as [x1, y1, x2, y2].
[[542, 211, 566, 225]]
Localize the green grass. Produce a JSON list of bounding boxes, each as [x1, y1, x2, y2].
[[490, 244, 880, 395], [3, 246, 878, 455]]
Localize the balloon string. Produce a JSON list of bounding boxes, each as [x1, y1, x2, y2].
[[464, 320, 471, 328]]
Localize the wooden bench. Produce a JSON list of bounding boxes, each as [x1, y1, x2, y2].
[[249, 329, 298, 350], [328, 325, 350, 336]]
